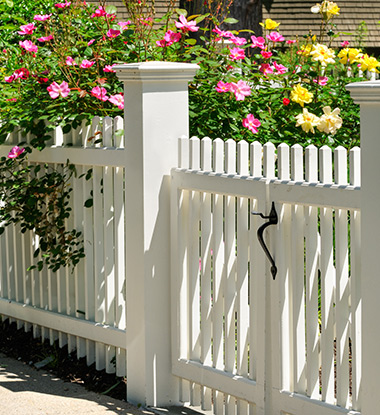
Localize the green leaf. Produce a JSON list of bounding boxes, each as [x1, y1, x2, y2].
[[105, 5, 117, 15], [175, 8, 187, 16], [84, 198, 93, 208], [62, 124, 71, 134], [223, 17, 239, 24]]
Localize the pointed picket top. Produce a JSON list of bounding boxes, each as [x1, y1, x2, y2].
[[201, 137, 212, 172], [178, 136, 190, 169], [263, 142, 276, 179], [250, 141, 263, 177], [277, 143, 290, 181], [291, 144, 303, 182], [305, 145, 318, 183], [213, 138, 224, 173], [349, 147, 361, 187], [319, 145, 333, 184], [237, 140, 249, 176], [225, 139, 236, 175], [190, 136, 200, 170], [334, 146, 348, 185]]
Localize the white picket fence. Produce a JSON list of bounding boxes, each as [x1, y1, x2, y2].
[[171, 137, 361, 415], [1, 62, 380, 415], [0, 116, 127, 377]]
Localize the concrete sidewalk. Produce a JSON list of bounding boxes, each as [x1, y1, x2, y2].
[[0, 352, 153, 415]]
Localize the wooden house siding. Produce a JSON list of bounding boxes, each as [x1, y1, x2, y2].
[[262, 0, 380, 48], [101, 0, 380, 49]]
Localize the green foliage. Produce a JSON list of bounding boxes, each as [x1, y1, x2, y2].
[[0, 149, 84, 272]]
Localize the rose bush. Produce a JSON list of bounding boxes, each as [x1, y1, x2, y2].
[[0, 0, 377, 271]]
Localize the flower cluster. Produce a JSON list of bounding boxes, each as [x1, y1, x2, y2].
[[1, 0, 378, 149]]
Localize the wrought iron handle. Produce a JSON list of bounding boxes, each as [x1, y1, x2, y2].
[[251, 202, 278, 280]]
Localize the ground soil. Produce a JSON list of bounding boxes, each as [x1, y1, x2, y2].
[[0, 319, 127, 401]]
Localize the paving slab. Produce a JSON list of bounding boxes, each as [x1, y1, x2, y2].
[[0, 353, 153, 415]]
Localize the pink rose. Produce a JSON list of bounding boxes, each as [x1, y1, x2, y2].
[[8, 146, 25, 159], [109, 94, 124, 109], [34, 14, 52, 21], [242, 114, 261, 133], [80, 59, 95, 69], [18, 23, 35, 35], [19, 40, 38, 53], [91, 86, 109, 101], [47, 81, 70, 99]]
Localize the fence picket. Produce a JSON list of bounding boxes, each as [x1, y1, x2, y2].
[[225, 139, 237, 415], [250, 142, 262, 177], [200, 137, 212, 411], [237, 141, 249, 383], [304, 145, 320, 399], [212, 138, 225, 415], [290, 145, 306, 394], [319, 146, 335, 404], [334, 147, 350, 407], [349, 147, 361, 411], [189, 137, 201, 406]]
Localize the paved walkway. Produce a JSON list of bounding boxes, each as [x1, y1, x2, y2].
[[0, 352, 153, 415]]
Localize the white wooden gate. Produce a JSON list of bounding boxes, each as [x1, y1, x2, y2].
[[171, 137, 362, 415]]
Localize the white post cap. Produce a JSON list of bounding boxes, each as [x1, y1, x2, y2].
[[346, 80, 380, 104]]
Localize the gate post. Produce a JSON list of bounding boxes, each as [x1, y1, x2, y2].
[[346, 80, 380, 415], [115, 62, 199, 407]]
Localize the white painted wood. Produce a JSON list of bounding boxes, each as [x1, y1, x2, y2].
[[263, 142, 276, 179], [334, 147, 350, 408], [73, 167, 86, 359], [290, 145, 306, 394], [0, 298, 126, 348], [349, 148, 361, 411], [224, 140, 237, 378], [250, 142, 262, 177], [278, 143, 290, 180], [114, 164, 126, 377], [319, 146, 335, 404], [103, 130, 116, 374], [277, 202, 292, 392], [225, 139, 237, 415], [83, 164, 96, 365], [113, 116, 124, 148], [189, 138, 201, 377], [349, 147, 361, 187], [212, 139, 225, 414], [304, 146, 320, 400], [305, 145, 318, 183], [93, 164, 106, 370], [116, 62, 199, 406], [237, 141, 249, 384], [200, 138, 212, 411]]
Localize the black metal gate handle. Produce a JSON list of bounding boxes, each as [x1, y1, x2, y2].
[[251, 202, 278, 280]]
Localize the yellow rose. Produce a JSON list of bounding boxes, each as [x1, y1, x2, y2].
[[337, 48, 363, 64], [295, 109, 320, 133], [290, 84, 314, 107], [299, 44, 313, 56], [310, 44, 335, 66], [360, 54, 380, 73], [317, 106, 343, 135], [322, 1, 340, 18], [260, 18, 280, 30]]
